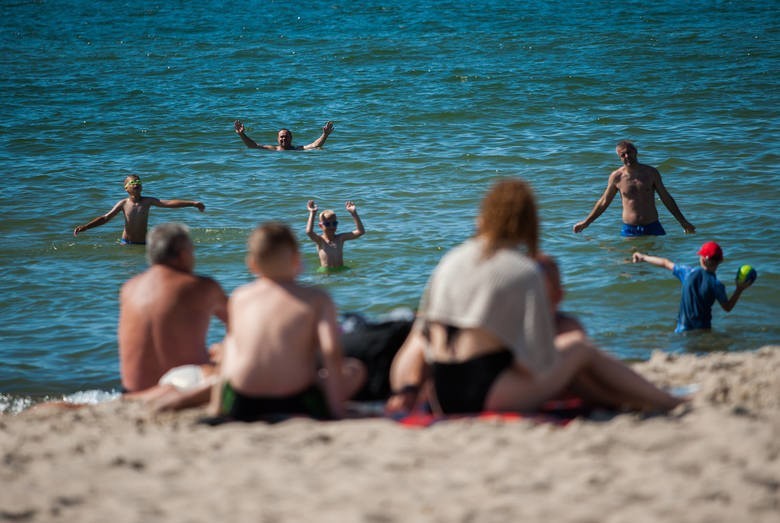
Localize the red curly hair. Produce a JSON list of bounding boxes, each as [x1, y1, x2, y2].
[[477, 178, 539, 258]]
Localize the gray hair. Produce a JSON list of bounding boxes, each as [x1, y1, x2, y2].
[[146, 222, 191, 265]]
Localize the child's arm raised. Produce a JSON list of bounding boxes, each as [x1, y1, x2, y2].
[[73, 199, 126, 236], [632, 252, 674, 271], [305, 200, 322, 244], [340, 200, 365, 241]]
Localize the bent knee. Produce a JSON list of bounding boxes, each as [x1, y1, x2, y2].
[[555, 331, 596, 358]]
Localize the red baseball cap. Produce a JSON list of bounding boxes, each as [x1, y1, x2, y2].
[[698, 241, 723, 260]]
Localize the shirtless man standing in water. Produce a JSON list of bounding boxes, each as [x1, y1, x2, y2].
[[573, 141, 696, 237], [119, 223, 228, 393]]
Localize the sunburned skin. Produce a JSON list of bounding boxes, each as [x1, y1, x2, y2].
[[119, 228, 227, 393]]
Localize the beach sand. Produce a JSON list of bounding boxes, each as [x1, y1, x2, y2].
[[2, 347, 778, 523]]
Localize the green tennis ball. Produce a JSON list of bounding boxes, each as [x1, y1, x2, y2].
[[736, 265, 757, 285]]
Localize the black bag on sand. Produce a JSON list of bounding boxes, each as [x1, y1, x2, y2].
[[342, 317, 413, 402]]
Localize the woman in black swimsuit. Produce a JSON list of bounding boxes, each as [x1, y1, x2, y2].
[[388, 178, 684, 415]]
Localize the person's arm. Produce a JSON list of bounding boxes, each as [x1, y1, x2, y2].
[[556, 313, 586, 336], [653, 171, 695, 234], [386, 329, 429, 413], [573, 172, 620, 233], [152, 383, 213, 412], [316, 295, 346, 419], [234, 120, 277, 150], [721, 279, 753, 312], [154, 198, 205, 211], [632, 252, 675, 271], [209, 279, 229, 325], [339, 200, 365, 241], [302, 121, 334, 150], [234, 119, 260, 149], [73, 199, 125, 236], [305, 200, 322, 244]]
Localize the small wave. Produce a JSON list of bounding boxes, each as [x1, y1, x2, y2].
[[0, 390, 120, 415]]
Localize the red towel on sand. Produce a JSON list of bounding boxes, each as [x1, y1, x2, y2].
[[393, 396, 588, 428]]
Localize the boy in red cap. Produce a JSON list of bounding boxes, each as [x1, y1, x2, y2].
[[632, 242, 753, 332]]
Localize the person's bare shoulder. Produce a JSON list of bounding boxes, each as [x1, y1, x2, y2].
[[610, 166, 626, 179], [646, 163, 663, 181], [556, 313, 585, 336], [119, 271, 144, 297], [296, 283, 334, 309], [195, 274, 223, 291], [608, 167, 625, 187], [229, 280, 259, 302], [116, 196, 133, 210], [138, 196, 161, 207]]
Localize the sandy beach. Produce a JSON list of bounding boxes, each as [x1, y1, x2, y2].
[[2, 347, 778, 523]]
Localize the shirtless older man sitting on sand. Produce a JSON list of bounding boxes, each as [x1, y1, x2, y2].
[[119, 222, 228, 394]]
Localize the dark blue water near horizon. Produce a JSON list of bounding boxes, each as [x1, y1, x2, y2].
[[1, 0, 778, 412]]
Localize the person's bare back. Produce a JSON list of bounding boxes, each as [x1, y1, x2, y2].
[[223, 278, 336, 396], [219, 222, 349, 419], [119, 224, 227, 392]]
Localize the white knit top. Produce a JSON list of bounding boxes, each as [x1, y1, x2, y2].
[[417, 238, 558, 374]]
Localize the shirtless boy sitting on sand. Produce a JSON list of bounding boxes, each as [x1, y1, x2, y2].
[[217, 222, 365, 421], [73, 175, 205, 244], [305, 200, 365, 269]]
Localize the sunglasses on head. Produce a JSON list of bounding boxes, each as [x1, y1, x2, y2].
[[321, 220, 338, 227]]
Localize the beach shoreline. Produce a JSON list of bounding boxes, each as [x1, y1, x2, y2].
[[2, 346, 778, 522]]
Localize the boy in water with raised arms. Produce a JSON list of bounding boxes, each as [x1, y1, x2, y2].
[[73, 175, 205, 244], [632, 241, 753, 332], [305, 200, 365, 269]]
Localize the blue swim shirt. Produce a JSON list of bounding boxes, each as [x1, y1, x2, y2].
[[672, 264, 728, 333]]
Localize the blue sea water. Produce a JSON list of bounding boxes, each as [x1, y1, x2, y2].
[[1, 0, 778, 412]]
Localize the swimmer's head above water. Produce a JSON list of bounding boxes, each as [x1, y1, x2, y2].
[[124, 175, 142, 191], [319, 210, 338, 231]]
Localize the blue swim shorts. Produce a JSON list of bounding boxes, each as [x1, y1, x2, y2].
[[120, 238, 146, 245], [621, 221, 666, 237]]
